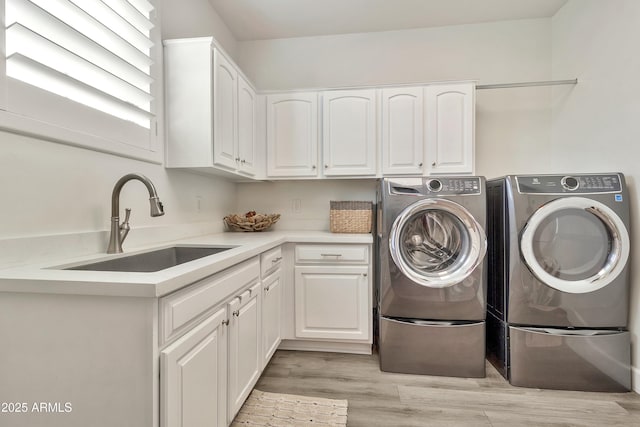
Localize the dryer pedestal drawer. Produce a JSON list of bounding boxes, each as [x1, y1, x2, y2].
[[509, 326, 631, 392], [379, 317, 485, 378]]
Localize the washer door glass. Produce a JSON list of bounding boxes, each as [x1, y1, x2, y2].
[[390, 199, 486, 288], [520, 197, 629, 294]]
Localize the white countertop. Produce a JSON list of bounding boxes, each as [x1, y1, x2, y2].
[[0, 231, 372, 297]]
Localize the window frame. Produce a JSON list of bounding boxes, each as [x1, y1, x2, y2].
[[0, 0, 162, 164]]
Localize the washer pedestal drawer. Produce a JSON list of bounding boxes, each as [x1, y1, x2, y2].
[[509, 326, 631, 392], [379, 317, 485, 378]]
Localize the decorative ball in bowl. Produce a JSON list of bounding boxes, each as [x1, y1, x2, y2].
[[223, 211, 281, 232]]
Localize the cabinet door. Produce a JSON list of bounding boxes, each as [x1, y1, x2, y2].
[[228, 282, 262, 422], [381, 87, 424, 175], [294, 265, 370, 341], [161, 307, 228, 427], [213, 48, 238, 170], [322, 89, 377, 176], [267, 92, 319, 177], [425, 83, 475, 174], [262, 269, 282, 368], [237, 75, 256, 176]]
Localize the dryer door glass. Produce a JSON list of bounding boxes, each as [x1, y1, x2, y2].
[[520, 197, 629, 294], [531, 208, 610, 281], [390, 199, 486, 288]]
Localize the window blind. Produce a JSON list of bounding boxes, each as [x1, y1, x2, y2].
[[5, 0, 155, 130]]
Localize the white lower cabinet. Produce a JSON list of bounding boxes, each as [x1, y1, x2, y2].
[[228, 282, 262, 422], [295, 265, 370, 340], [160, 258, 261, 427], [291, 244, 372, 350], [161, 306, 228, 427], [262, 269, 283, 368]]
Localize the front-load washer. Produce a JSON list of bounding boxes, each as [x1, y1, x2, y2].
[[486, 173, 631, 391], [377, 177, 487, 377]]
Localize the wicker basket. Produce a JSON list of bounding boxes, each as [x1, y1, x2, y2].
[[329, 201, 372, 234], [224, 212, 280, 232]]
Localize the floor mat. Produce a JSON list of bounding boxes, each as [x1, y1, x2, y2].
[[231, 389, 348, 426]]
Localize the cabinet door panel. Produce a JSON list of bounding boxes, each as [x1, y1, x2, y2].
[[262, 270, 282, 368], [425, 83, 474, 174], [323, 89, 376, 176], [213, 49, 237, 170], [267, 92, 318, 177], [238, 75, 256, 176], [382, 87, 424, 175], [161, 307, 227, 427], [228, 282, 262, 421], [294, 265, 369, 340]]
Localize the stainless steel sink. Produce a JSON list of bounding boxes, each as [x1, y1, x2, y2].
[[66, 246, 235, 272]]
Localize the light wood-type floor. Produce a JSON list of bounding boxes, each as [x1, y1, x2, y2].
[[254, 350, 640, 426]]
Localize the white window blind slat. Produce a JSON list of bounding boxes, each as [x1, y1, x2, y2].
[[68, 0, 153, 54], [127, 0, 153, 17], [7, 53, 152, 128], [6, 24, 152, 111], [6, 0, 152, 91], [101, 0, 154, 35], [17, 0, 152, 73]]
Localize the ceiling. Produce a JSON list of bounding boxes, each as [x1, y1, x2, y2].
[[208, 0, 568, 41]]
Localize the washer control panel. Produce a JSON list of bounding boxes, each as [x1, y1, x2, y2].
[[517, 174, 622, 194], [423, 177, 481, 195]]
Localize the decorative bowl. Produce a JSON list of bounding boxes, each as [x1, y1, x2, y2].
[[223, 211, 280, 232]]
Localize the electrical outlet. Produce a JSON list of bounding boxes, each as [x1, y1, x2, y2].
[[291, 198, 302, 214]]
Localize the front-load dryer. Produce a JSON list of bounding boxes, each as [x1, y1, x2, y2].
[[486, 173, 631, 391], [378, 177, 487, 377]]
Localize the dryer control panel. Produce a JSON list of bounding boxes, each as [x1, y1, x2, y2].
[[423, 177, 482, 195], [516, 174, 622, 194]]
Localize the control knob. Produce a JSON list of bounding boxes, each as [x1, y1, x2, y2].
[[561, 176, 579, 191]]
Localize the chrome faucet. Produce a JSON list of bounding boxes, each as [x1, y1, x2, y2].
[[107, 173, 165, 254]]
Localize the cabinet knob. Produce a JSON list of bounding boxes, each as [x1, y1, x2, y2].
[[312, 165, 316, 169], [265, 286, 270, 292], [362, 273, 368, 277], [324, 164, 328, 169], [233, 310, 240, 317], [222, 319, 229, 326], [235, 157, 240, 162], [418, 162, 423, 167], [241, 159, 246, 164], [432, 162, 436, 167]]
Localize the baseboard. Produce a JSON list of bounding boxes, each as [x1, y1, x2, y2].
[[278, 339, 372, 355], [632, 365, 640, 394]]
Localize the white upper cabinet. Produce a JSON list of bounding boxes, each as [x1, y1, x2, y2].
[[381, 87, 424, 175], [322, 89, 377, 176], [164, 38, 260, 179], [424, 82, 475, 175], [266, 92, 319, 177], [212, 49, 238, 171], [237, 75, 257, 176]]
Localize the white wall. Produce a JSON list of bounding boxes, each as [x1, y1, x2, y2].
[[551, 0, 640, 391], [0, 0, 238, 268], [161, 0, 238, 59], [236, 180, 377, 231], [235, 19, 553, 228]]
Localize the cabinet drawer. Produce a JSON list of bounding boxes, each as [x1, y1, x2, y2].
[[160, 258, 260, 345], [295, 244, 369, 264], [261, 246, 283, 277]]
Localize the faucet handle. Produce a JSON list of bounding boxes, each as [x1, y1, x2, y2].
[[123, 208, 131, 224], [119, 208, 131, 242]]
